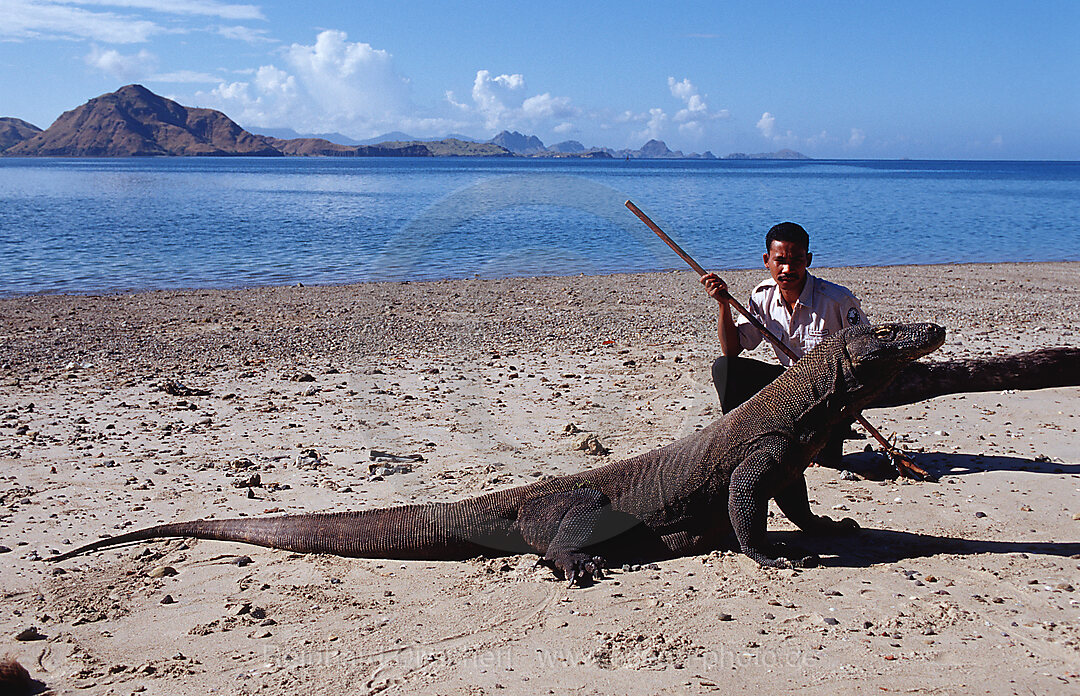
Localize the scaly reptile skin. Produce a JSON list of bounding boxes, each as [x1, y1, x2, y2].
[[51, 324, 1073, 583]]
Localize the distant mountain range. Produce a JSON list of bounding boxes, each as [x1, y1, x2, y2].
[[0, 85, 808, 160], [0, 118, 42, 152]]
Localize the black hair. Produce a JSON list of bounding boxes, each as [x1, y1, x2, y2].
[[765, 222, 809, 252]]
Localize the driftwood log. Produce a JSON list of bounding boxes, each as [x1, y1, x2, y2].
[[870, 346, 1080, 409]]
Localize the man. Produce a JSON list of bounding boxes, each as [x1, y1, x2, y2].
[[700, 221, 867, 464]]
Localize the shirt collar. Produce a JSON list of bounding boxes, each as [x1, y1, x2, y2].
[[795, 273, 817, 309]]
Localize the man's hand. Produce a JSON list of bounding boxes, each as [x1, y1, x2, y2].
[[700, 273, 730, 303]]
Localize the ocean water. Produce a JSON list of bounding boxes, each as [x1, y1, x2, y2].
[[0, 157, 1077, 296]]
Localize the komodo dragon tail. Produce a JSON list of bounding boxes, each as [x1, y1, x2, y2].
[[871, 346, 1080, 409], [51, 501, 513, 562]]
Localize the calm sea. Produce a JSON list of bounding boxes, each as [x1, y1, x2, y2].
[[0, 158, 1077, 296]]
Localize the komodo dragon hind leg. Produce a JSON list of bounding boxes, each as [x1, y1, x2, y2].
[[516, 489, 608, 587], [729, 446, 820, 569]]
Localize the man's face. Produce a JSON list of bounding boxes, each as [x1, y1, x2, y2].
[[764, 240, 812, 295]]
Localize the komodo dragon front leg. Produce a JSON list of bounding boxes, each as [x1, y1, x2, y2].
[[729, 440, 850, 568], [773, 474, 860, 538], [515, 488, 608, 586]]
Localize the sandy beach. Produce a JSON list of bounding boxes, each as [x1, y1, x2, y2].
[[1, 261, 1078, 695]]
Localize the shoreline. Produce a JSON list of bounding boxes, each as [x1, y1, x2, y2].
[[1, 259, 1078, 694], [2, 261, 1076, 373], [3, 257, 1079, 301]]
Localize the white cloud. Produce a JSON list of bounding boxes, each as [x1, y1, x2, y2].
[[3, 0, 162, 42], [84, 44, 219, 83], [677, 121, 704, 137], [616, 77, 731, 146], [756, 112, 776, 139], [521, 93, 574, 120], [449, 69, 581, 135], [284, 30, 410, 122], [847, 128, 865, 148], [85, 44, 157, 79], [632, 107, 668, 143], [197, 30, 453, 137], [756, 111, 804, 147], [492, 73, 524, 90], [470, 69, 525, 130], [444, 90, 468, 111], [152, 69, 220, 83], [2, 0, 267, 43], [216, 24, 273, 43], [668, 77, 696, 103], [209, 80, 250, 101], [253, 64, 295, 96], [59, 0, 264, 20], [668, 77, 728, 124]]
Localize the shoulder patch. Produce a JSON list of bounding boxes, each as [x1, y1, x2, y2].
[[847, 307, 861, 325]]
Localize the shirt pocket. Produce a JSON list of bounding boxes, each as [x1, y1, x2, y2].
[[804, 328, 829, 351]]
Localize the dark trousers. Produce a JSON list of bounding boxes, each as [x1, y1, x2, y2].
[[711, 356, 785, 414], [711, 355, 847, 465]]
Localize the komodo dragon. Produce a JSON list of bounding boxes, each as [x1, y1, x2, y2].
[[50, 323, 1077, 584]]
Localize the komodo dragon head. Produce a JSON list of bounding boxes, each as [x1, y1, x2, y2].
[[835, 322, 946, 402]]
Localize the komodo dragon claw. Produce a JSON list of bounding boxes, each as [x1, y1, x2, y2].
[[545, 553, 606, 587]]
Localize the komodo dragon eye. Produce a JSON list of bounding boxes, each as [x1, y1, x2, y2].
[[874, 327, 896, 341]]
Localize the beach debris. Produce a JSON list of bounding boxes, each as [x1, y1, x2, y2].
[[160, 594, 175, 605], [231, 473, 261, 489], [286, 371, 316, 383], [367, 450, 422, 478], [839, 470, 859, 481], [368, 462, 413, 478], [573, 433, 609, 456], [158, 380, 210, 397], [147, 565, 178, 578], [226, 457, 258, 471], [294, 448, 328, 470], [229, 602, 252, 617], [369, 449, 425, 463], [562, 422, 581, 435], [14, 627, 45, 641]]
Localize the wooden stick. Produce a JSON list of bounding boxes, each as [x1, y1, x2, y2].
[[624, 199, 931, 479]]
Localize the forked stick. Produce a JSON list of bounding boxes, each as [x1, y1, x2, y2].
[[624, 199, 931, 480]]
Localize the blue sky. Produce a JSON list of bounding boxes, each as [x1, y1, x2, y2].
[[1, 1, 1077, 158]]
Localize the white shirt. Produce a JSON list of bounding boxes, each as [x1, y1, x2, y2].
[[735, 273, 868, 367]]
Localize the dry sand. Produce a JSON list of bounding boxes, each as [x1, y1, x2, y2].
[[1, 262, 1078, 695]]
